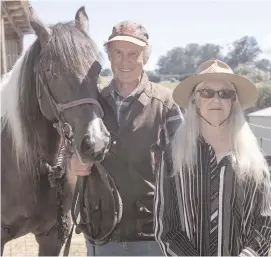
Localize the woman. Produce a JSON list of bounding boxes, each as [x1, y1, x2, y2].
[[154, 59, 271, 256]]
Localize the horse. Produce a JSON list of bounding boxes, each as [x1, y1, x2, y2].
[[1, 6, 111, 255]]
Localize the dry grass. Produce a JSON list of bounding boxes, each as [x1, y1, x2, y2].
[[160, 80, 179, 90], [3, 232, 87, 256], [4, 232, 270, 256]]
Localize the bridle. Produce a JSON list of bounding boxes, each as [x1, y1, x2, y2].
[[36, 61, 104, 136], [35, 61, 123, 255]]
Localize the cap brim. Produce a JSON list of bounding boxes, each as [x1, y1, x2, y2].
[[173, 73, 258, 110], [104, 35, 147, 46]]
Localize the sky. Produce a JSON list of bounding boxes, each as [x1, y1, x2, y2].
[[23, 0, 271, 70]]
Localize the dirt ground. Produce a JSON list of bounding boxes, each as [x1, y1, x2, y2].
[[3, 231, 86, 256], [3, 233, 271, 256]]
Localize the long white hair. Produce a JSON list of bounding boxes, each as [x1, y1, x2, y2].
[[172, 94, 270, 186]]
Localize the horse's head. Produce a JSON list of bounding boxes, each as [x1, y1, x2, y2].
[[29, 6, 110, 163]]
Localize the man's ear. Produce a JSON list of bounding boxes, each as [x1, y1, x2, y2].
[[143, 45, 151, 65], [108, 52, 112, 62], [104, 44, 112, 61], [143, 55, 149, 65]]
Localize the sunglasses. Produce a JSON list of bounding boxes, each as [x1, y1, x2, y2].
[[196, 89, 236, 99]]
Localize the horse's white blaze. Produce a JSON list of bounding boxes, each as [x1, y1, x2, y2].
[[88, 117, 108, 152], [1, 53, 26, 156]]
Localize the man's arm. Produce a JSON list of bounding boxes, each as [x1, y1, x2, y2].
[[164, 103, 183, 144]]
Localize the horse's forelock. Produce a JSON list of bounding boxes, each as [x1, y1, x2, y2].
[[45, 22, 102, 78]]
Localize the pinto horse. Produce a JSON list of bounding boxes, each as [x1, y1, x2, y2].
[[1, 6, 110, 255]]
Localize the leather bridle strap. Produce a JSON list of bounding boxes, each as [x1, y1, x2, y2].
[[68, 163, 123, 247], [56, 98, 104, 117], [36, 59, 104, 124], [37, 73, 104, 121]]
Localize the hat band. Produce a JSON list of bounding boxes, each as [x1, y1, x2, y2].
[[109, 33, 148, 44]]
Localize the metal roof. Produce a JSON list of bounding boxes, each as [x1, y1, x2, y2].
[[248, 107, 271, 117]]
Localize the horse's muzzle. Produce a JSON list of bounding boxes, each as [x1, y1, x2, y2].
[[80, 133, 111, 162]]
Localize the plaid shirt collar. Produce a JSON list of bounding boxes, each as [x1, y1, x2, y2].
[[100, 72, 152, 124], [100, 72, 152, 99]]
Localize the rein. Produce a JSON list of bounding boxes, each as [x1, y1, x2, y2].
[[46, 124, 123, 256]]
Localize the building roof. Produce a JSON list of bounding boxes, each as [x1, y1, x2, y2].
[[248, 107, 271, 117], [2, 0, 33, 39]]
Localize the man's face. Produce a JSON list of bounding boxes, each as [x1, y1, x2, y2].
[[195, 79, 236, 126], [108, 41, 146, 84]]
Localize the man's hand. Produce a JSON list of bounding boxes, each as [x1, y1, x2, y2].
[[70, 154, 93, 176]]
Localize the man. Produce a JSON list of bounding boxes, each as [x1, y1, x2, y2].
[[155, 59, 271, 256], [71, 20, 183, 255]]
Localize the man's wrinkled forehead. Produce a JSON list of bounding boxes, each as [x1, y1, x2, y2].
[[108, 41, 144, 53]]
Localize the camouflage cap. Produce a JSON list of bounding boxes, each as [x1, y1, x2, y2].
[[104, 20, 149, 47]]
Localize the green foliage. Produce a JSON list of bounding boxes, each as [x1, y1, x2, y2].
[[156, 36, 265, 77], [254, 58, 271, 73], [224, 36, 262, 70], [154, 35, 270, 113], [245, 85, 271, 114], [157, 43, 222, 75], [146, 71, 161, 83]]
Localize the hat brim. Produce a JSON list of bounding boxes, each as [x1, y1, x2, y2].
[[173, 73, 258, 110], [104, 35, 147, 47]]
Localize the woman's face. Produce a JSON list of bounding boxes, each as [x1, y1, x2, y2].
[[194, 79, 236, 127]]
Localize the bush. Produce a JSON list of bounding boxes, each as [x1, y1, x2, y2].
[[146, 71, 161, 83]]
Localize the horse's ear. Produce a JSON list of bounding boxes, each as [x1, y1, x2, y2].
[[28, 6, 52, 46], [75, 6, 89, 35]]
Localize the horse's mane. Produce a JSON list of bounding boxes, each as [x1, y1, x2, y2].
[[1, 21, 101, 178]]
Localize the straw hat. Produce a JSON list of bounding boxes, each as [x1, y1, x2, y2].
[[173, 59, 258, 110]]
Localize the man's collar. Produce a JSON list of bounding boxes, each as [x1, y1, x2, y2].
[[100, 72, 152, 98]]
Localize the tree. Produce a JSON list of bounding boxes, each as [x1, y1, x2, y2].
[[225, 36, 261, 70], [146, 71, 161, 83], [100, 68, 112, 77], [198, 44, 222, 64], [246, 85, 271, 114], [256, 85, 271, 110], [236, 63, 270, 84], [236, 64, 271, 113], [183, 43, 201, 73], [156, 43, 222, 75], [254, 58, 271, 73], [157, 47, 186, 75]]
